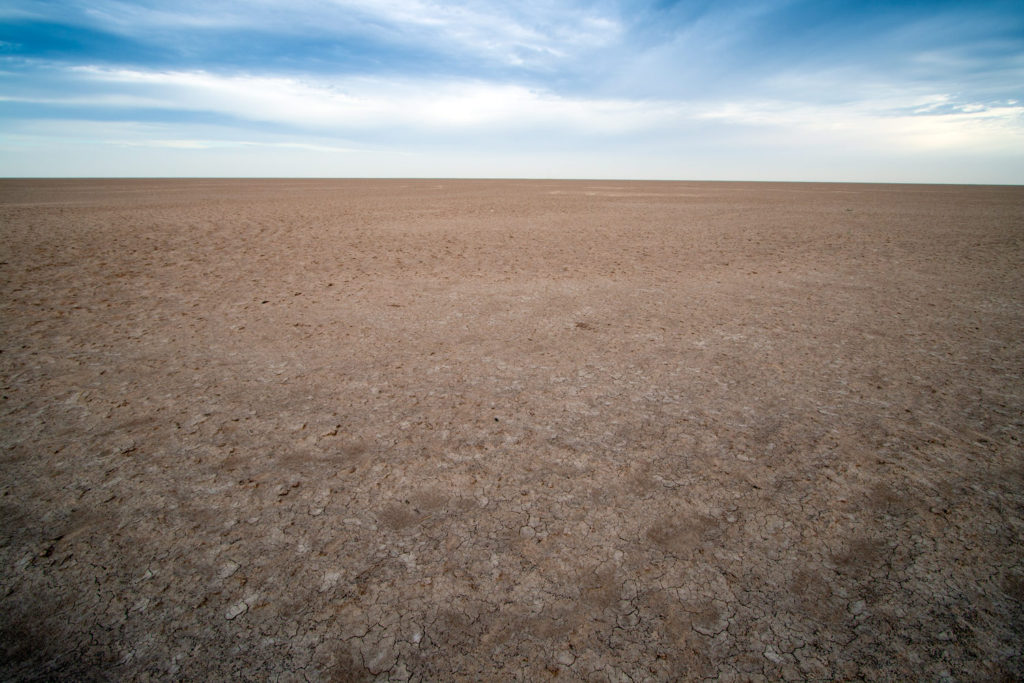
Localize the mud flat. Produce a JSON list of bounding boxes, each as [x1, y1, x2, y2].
[[1, 179, 1022, 680]]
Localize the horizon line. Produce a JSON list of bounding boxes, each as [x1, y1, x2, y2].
[[2, 177, 1023, 188]]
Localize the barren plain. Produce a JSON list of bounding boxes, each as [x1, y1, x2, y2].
[[1, 179, 1022, 680]]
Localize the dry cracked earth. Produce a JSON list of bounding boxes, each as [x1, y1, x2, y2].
[[1, 179, 1023, 681]]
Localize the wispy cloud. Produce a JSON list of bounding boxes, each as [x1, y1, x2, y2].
[[696, 98, 1024, 153], [325, 0, 622, 65], [55, 66, 675, 134], [2, 0, 622, 74], [46, 65, 1020, 153]]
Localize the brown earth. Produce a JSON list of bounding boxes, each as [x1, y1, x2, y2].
[[1, 178, 1022, 681]]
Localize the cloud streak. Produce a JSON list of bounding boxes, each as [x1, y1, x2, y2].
[[42, 65, 1018, 152]]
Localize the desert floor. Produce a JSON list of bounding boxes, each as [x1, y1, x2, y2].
[[1, 179, 1022, 681]]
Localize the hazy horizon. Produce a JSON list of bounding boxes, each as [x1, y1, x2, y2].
[[3, 177, 1023, 187], [2, 1, 1022, 184]]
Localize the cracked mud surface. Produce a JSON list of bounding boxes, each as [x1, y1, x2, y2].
[[1, 179, 1023, 680]]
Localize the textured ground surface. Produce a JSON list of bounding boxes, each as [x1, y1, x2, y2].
[[1, 179, 1023, 681]]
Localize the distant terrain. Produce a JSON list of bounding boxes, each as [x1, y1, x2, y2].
[[1, 179, 1022, 680]]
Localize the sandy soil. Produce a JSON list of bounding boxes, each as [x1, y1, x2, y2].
[[1, 179, 1022, 681]]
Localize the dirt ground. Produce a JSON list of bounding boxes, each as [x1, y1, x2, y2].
[[1, 179, 1022, 681]]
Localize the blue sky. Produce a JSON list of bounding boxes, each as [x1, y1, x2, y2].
[[1, 0, 1022, 182]]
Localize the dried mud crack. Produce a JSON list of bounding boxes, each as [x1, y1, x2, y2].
[[1, 179, 1022, 680]]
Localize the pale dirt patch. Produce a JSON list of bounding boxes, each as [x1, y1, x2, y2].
[[1, 179, 1022, 680]]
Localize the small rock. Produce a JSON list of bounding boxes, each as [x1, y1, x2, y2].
[[225, 601, 248, 620], [557, 651, 575, 666], [219, 561, 240, 579], [520, 526, 536, 539], [319, 571, 341, 593]]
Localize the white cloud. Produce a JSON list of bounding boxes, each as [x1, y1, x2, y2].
[[4, 61, 1022, 182], [309, 0, 622, 65], [63, 0, 621, 68], [58, 66, 1024, 156], [694, 97, 1024, 152], [69, 66, 679, 134]]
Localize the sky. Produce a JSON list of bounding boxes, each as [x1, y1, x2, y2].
[[0, 0, 1022, 182]]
